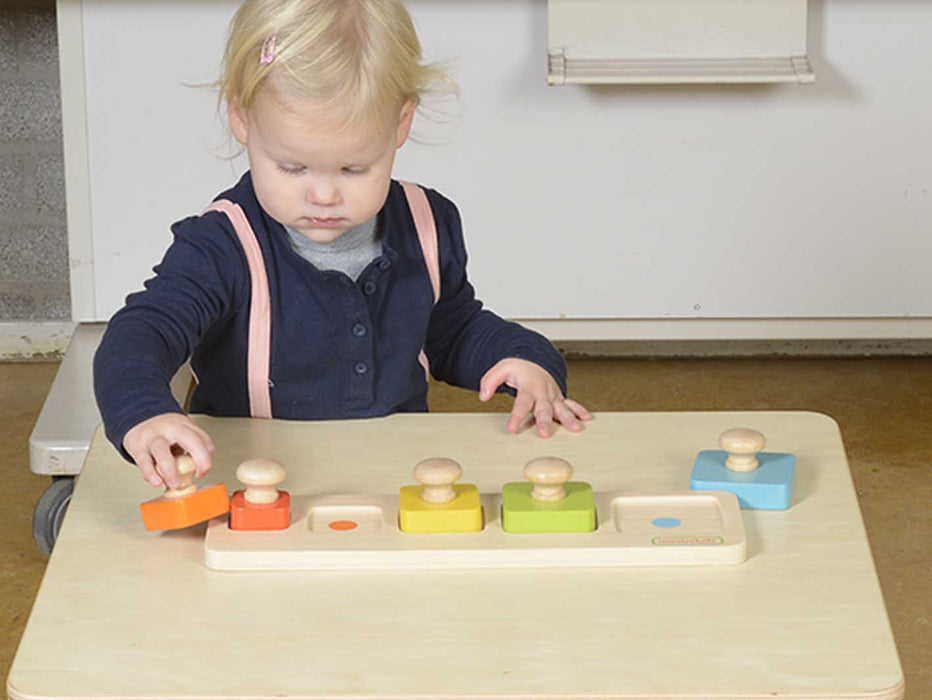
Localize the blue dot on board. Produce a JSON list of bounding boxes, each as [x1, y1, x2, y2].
[[651, 517, 682, 528]]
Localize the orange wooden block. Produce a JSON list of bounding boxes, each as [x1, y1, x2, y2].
[[140, 483, 230, 531], [230, 490, 291, 531]]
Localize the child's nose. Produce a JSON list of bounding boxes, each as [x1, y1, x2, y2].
[[306, 178, 340, 207]]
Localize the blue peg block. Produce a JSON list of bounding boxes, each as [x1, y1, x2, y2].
[[691, 450, 796, 510]]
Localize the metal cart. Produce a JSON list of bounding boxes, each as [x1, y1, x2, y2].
[[30, 323, 190, 555]]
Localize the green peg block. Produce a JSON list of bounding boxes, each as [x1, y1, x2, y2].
[[501, 482, 596, 533]]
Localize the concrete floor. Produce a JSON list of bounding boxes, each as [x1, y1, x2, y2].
[[3, 357, 930, 697]]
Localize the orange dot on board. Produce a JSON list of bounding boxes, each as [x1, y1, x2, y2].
[[328, 520, 358, 531]]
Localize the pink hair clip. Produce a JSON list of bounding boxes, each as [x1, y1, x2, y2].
[[259, 34, 278, 65]]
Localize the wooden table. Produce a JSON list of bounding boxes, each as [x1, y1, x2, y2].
[[7, 412, 905, 699]]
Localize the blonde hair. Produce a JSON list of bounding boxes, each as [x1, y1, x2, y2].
[[217, 0, 452, 129]]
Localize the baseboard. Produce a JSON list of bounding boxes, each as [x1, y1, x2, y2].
[[557, 338, 932, 359], [521, 317, 932, 341], [0, 322, 76, 361]]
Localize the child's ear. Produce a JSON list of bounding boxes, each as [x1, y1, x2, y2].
[[228, 99, 249, 145], [395, 99, 416, 149]]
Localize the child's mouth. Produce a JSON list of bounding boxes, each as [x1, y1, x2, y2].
[[303, 217, 344, 228]]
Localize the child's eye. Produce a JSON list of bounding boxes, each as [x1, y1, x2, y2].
[[277, 164, 305, 175], [343, 166, 369, 176]]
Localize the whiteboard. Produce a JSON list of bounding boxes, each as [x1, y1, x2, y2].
[[60, 0, 932, 338]]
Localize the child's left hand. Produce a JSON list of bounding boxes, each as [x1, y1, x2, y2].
[[479, 358, 592, 438]]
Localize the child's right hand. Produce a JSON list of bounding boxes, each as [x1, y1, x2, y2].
[[123, 413, 215, 489]]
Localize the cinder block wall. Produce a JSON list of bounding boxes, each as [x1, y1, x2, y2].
[[0, 0, 70, 322]]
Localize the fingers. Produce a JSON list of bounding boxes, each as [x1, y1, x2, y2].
[[479, 363, 510, 402], [151, 433, 212, 488], [507, 392, 535, 433], [564, 398, 593, 422], [150, 437, 181, 488], [552, 399, 583, 434], [509, 396, 593, 438], [123, 414, 215, 488], [175, 425, 215, 479], [532, 400, 555, 438], [132, 450, 164, 488]]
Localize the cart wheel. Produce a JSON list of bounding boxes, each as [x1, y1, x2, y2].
[[33, 477, 75, 557]]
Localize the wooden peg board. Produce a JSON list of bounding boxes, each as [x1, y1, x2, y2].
[[204, 490, 747, 570]]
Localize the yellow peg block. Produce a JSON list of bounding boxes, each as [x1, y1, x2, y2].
[[399, 458, 483, 533]]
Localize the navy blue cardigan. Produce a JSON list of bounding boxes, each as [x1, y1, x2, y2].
[[94, 174, 567, 458]]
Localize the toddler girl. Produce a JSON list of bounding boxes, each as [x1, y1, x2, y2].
[[94, 0, 591, 489]]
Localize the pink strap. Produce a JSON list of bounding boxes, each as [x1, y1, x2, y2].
[[203, 200, 273, 419], [401, 182, 441, 303], [400, 182, 440, 382]]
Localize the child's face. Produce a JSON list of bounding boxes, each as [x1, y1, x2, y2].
[[230, 90, 414, 242]]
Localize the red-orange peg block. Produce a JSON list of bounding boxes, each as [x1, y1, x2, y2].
[[139, 456, 230, 531], [230, 458, 291, 531]]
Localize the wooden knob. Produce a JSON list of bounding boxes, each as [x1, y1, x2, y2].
[[236, 458, 287, 504], [719, 428, 766, 472], [163, 455, 197, 499], [524, 456, 573, 503], [413, 458, 462, 504]]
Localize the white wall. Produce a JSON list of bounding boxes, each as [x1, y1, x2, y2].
[[61, 0, 932, 338]]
